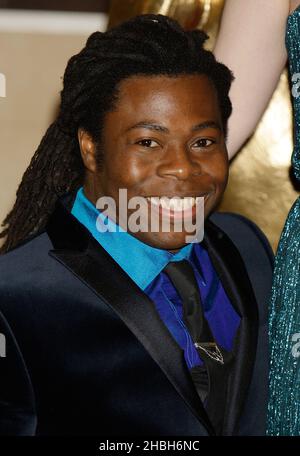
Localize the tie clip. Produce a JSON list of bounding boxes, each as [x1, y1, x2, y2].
[[194, 342, 224, 365]]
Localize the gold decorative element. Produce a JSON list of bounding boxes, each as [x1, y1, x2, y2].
[[108, 0, 224, 33], [199, 0, 212, 29], [157, 0, 174, 15], [108, 0, 296, 250]]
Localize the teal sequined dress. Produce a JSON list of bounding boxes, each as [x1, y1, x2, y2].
[[267, 6, 300, 436]]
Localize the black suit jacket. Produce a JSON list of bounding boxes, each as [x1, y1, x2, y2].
[[0, 199, 273, 436]]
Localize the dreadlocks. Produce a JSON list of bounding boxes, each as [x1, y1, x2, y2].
[[0, 14, 233, 254]]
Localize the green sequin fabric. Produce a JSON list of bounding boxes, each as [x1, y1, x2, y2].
[[267, 6, 300, 436]]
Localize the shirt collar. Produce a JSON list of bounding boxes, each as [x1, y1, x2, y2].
[[71, 187, 193, 290]]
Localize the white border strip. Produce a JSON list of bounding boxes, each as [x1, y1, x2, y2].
[[0, 9, 108, 35]]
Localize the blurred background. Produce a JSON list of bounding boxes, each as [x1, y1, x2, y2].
[[0, 0, 298, 250]]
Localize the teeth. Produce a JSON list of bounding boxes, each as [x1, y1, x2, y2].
[[147, 196, 204, 211], [170, 198, 192, 211], [195, 196, 204, 205], [183, 197, 195, 210], [149, 197, 160, 206]]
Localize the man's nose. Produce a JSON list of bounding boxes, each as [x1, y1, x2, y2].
[[157, 144, 202, 180]]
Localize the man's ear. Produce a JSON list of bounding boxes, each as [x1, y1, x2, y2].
[[78, 128, 97, 173]]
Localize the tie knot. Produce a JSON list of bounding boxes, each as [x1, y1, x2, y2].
[[164, 259, 199, 297]]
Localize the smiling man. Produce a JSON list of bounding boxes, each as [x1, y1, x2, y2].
[[0, 15, 273, 436], [79, 74, 226, 250]]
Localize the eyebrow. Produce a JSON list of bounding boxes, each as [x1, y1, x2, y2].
[[126, 120, 222, 134]]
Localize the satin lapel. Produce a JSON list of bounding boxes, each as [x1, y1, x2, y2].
[[203, 220, 259, 436], [46, 201, 215, 435]]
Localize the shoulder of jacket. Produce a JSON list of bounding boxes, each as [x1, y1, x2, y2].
[[209, 211, 274, 268]]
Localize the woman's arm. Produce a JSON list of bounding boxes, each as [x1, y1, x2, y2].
[[214, 0, 289, 159]]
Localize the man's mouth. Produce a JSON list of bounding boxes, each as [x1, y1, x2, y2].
[[145, 196, 204, 211], [145, 194, 210, 221]]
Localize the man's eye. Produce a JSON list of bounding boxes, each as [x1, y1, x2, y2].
[[193, 138, 215, 148], [136, 139, 159, 148]]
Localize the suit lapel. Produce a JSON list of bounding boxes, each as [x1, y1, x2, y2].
[[203, 220, 259, 436], [46, 200, 215, 436], [46, 199, 259, 436]]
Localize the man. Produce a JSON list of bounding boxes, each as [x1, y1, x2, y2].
[[0, 15, 273, 436]]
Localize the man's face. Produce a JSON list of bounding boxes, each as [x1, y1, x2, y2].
[[82, 74, 228, 251]]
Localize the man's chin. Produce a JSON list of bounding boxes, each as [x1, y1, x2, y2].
[[130, 230, 204, 251]]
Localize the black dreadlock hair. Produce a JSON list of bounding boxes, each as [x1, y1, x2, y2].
[[0, 14, 233, 254]]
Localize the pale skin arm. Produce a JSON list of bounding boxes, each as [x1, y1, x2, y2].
[[214, 0, 290, 159]]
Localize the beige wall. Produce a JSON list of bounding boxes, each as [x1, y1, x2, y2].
[[0, 11, 107, 243]]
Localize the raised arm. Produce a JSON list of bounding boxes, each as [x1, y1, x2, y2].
[[214, 0, 289, 159]]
